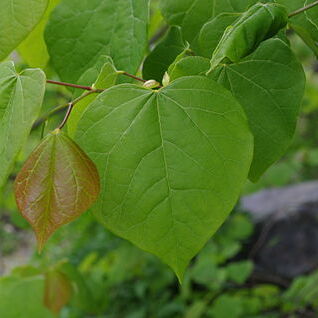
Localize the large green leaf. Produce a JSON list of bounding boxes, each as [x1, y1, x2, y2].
[[0, 61, 46, 187], [159, 0, 258, 46], [276, 0, 318, 56], [211, 38, 305, 181], [45, 0, 149, 83], [18, 0, 61, 68], [143, 26, 188, 82], [0, 0, 48, 60], [75, 76, 253, 280], [14, 130, 100, 250], [0, 276, 54, 318]]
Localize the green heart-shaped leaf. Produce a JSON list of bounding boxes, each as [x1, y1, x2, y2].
[[211, 38, 305, 181], [75, 76, 253, 280], [0, 61, 46, 187]]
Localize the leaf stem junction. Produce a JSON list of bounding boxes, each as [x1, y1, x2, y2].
[[40, 72, 156, 130]]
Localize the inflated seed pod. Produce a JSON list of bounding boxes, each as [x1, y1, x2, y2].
[[209, 2, 288, 71]]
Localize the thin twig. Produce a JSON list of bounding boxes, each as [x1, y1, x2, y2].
[[40, 72, 149, 129], [56, 90, 99, 130], [289, 0, 318, 18], [46, 79, 94, 91], [121, 72, 147, 83], [32, 102, 70, 130], [48, 72, 148, 89], [33, 90, 100, 130], [58, 102, 74, 129]]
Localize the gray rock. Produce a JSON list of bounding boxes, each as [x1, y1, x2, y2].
[[241, 181, 318, 279], [241, 181, 318, 222]]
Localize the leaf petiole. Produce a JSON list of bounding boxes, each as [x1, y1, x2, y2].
[[120, 71, 147, 83], [41, 72, 150, 130], [46, 79, 94, 91], [33, 89, 101, 131], [47, 72, 149, 90], [57, 90, 101, 130], [289, 0, 318, 18]]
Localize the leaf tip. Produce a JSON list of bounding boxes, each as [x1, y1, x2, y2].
[[171, 263, 187, 285], [176, 271, 185, 285], [35, 232, 51, 254]]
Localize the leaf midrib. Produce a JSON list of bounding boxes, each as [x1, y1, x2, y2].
[[155, 92, 180, 272], [41, 134, 57, 236]]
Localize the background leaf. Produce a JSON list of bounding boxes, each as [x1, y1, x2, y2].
[[0, 61, 46, 187], [198, 13, 241, 58], [211, 38, 305, 181], [159, 0, 258, 47], [68, 56, 119, 137], [0, 276, 55, 318], [45, 0, 149, 83], [44, 269, 73, 314], [142, 26, 188, 82], [18, 0, 61, 68], [209, 3, 288, 71], [14, 130, 100, 250], [277, 0, 318, 56], [0, 0, 48, 60], [75, 76, 253, 280], [168, 56, 210, 81]]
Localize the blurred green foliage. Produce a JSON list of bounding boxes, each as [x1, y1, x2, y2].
[[2, 209, 318, 317], [0, 212, 256, 318]]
